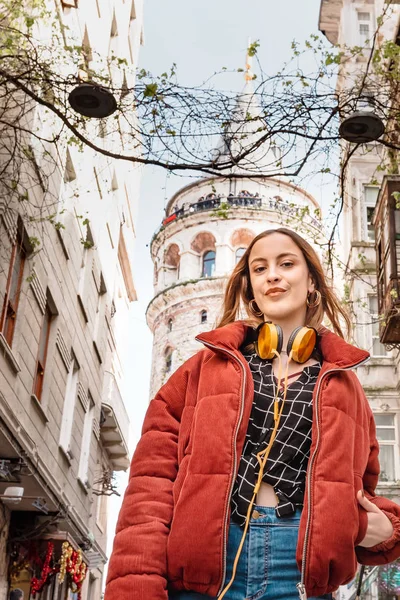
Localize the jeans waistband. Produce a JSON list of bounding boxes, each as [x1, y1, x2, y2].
[[248, 504, 302, 524]]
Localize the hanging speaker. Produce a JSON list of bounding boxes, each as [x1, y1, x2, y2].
[[68, 83, 118, 118], [339, 110, 385, 143]]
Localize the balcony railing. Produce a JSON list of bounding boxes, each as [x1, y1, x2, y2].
[[159, 195, 321, 231], [100, 372, 130, 471]]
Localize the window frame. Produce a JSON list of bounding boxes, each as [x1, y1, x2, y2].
[[363, 185, 379, 241], [374, 413, 399, 482], [202, 250, 216, 278], [367, 295, 388, 357], [0, 234, 26, 347], [235, 247, 246, 265], [59, 352, 79, 455], [33, 303, 53, 401], [78, 392, 95, 486], [357, 10, 372, 47], [165, 348, 173, 374]]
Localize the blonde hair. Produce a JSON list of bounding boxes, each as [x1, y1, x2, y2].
[[217, 228, 351, 339]]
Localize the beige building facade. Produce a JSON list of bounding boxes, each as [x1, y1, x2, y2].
[[0, 0, 143, 598]]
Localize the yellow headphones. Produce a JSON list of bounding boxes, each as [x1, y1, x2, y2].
[[254, 322, 317, 364]]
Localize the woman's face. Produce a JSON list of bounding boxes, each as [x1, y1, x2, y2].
[[248, 233, 314, 325]]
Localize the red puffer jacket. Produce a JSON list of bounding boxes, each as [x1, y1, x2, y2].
[[104, 322, 400, 600]]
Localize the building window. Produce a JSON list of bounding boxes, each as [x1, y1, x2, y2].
[[168, 319, 173, 332], [364, 185, 379, 241], [235, 247, 246, 264], [59, 352, 79, 455], [375, 414, 398, 482], [0, 233, 26, 347], [201, 310, 207, 324], [202, 251, 215, 277], [33, 302, 53, 401], [96, 478, 108, 532], [165, 349, 172, 373], [358, 11, 371, 47], [368, 295, 387, 357], [78, 392, 95, 485]]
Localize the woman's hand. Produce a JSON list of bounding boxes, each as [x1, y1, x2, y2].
[[357, 490, 394, 547]]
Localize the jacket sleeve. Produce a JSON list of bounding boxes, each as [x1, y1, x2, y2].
[[356, 410, 400, 565], [103, 355, 197, 600]]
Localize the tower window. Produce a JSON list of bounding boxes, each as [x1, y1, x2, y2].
[[202, 251, 215, 278], [201, 310, 207, 323], [165, 349, 172, 373], [235, 247, 246, 264], [168, 318, 173, 332]]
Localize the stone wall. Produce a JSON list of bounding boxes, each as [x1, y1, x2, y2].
[[149, 281, 225, 397]]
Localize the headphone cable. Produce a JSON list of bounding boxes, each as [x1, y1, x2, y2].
[[217, 351, 292, 599]]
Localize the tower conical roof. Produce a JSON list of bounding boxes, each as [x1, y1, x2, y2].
[[212, 50, 282, 175]]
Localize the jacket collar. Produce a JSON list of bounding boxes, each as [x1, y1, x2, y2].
[[196, 321, 370, 370]]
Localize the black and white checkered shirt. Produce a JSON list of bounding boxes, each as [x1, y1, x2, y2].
[[230, 349, 321, 526]]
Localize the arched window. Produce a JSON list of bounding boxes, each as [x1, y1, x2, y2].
[[165, 348, 173, 374], [202, 251, 215, 277], [168, 319, 173, 332], [200, 310, 207, 323], [164, 244, 180, 284], [235, 247, 246, 264]]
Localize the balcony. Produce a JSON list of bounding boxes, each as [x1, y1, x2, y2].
[[158, 194, 321, 232], [100, 372, 130, 471]]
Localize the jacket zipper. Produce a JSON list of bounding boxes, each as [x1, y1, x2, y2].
[[297, 356, 370, 600], [197, 339, 247, 597]]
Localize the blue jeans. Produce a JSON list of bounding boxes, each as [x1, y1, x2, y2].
[[169, 505, 332, 600]]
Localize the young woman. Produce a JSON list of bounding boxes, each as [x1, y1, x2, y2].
[[104, 228, 400, 600]]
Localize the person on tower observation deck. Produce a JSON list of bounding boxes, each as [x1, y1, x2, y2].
[[104, 228, 400, 600]]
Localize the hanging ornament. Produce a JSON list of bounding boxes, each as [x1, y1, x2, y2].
[[59, 541, 73, 583], [30, 542, 56, 596], [58, 541, 88, 599]]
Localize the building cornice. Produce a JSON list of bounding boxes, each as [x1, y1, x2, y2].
[[319, 0, 343, 45]]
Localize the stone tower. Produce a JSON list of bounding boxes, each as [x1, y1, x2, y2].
[[146, 68, 324, 398]]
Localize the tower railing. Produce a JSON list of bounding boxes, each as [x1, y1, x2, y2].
[[159, 194, 321, 231]]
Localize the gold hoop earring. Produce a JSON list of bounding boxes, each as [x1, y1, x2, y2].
[[307, 290, 321, 308], [249, 299, 263, 317]]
